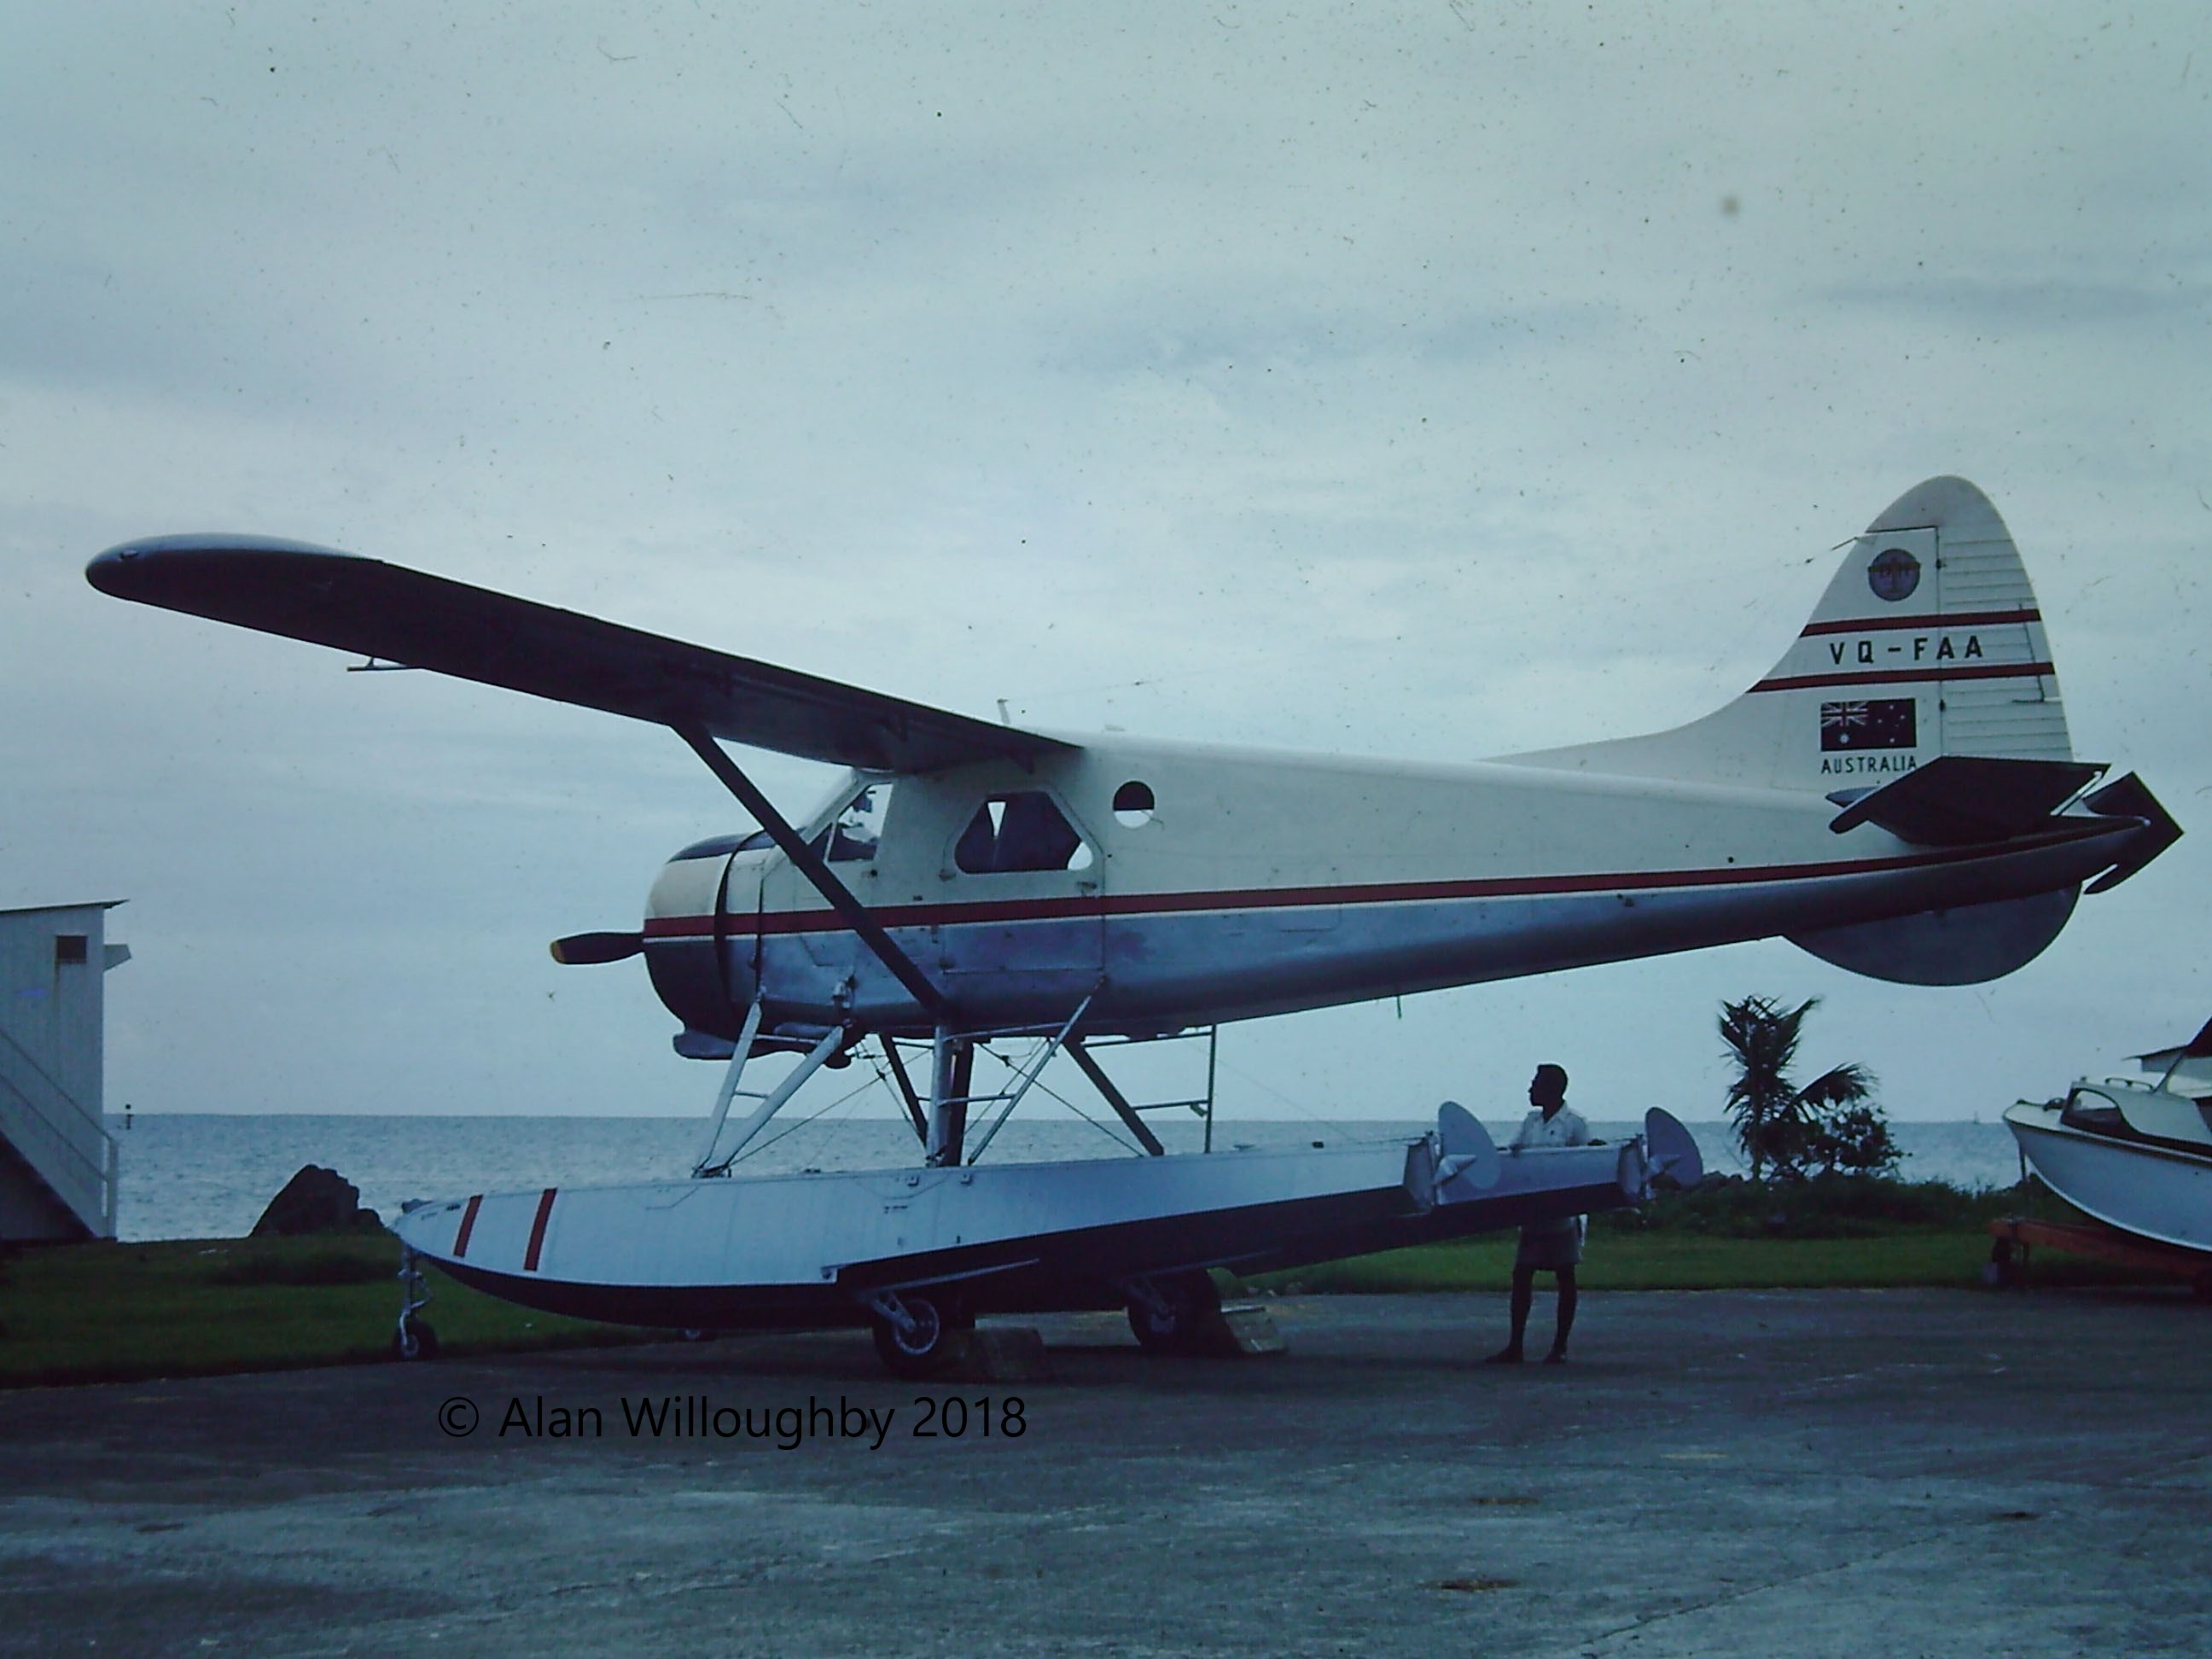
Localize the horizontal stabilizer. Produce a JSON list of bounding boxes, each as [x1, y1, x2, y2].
[[2079, 773, 2182, 894], [87, 535, 1075, 774], [1828, 754, 2104, 845]]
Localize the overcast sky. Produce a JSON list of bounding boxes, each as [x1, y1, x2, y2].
[[5, 3, 2208, 1135]]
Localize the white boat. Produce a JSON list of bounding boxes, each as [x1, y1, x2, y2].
[[2005, 1070, 2212, 1255]]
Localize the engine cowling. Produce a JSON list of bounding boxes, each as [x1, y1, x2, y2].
[[642, 833, 763, 1045]]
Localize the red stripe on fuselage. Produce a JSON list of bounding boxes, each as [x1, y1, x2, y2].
[[1749, 661, 2055, 695], [453, 1193, 483, 1258], [523, 1188, 557, 1272], [640, 834, 2093, 943], [1796, 608, 2040, 637]]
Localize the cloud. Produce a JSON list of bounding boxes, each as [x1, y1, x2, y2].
[[1825, 276, 2211, 331], [5, 0, 2209, 1134]]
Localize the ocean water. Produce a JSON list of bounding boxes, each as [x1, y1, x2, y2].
[[106, 1113, 2025, 1242]]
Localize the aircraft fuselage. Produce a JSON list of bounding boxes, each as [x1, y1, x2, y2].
[[641, 733, 2134, 1045]]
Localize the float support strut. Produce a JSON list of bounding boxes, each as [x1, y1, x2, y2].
[[928, 1027, 975, 1167], [698, 1022, 847, 1175], [880, 1036, 930, 1144], [1066, 1038, 1167, 1156], [693, 996, 766, 1174]]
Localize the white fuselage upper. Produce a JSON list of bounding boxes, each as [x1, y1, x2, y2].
[[641, 732, 2135, 1043]]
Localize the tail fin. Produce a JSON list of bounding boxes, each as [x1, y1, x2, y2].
[[1500, 477, 2070, 791]]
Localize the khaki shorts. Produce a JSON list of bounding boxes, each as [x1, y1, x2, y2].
[[1515, 1216, 1585, 1270]]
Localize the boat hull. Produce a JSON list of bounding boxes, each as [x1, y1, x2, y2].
[[2005, 1102, 2212, 1254]]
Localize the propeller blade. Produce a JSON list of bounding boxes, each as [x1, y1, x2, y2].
[[550, 931, 643, 965]]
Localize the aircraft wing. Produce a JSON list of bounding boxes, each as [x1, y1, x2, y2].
[[87, 534, 1074, 773]]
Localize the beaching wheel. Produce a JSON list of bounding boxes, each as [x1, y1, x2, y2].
[[870, 1293, 948, 1378], [1127, 1270, 1221, 1353], [392, 1316, 439, 1361]]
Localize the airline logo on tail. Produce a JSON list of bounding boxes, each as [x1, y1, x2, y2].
[[1867, 546, 1922, 602]]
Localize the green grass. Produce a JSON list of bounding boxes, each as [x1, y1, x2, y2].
[[1226, 1179, 2173, 1296], [1228, 1231, 2012, 1294], [0, 1235, 653, 1388], [1602, 1173, 2039, 1239]]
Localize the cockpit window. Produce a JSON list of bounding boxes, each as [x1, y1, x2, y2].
[[812, 783, 894, 864], [954, 792, 1094, 874]]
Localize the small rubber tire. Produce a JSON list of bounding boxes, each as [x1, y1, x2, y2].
[[392, 1317, 439, 1360], [870, 1294, 948, 1378], [1127, 1270, 1221, 1353]]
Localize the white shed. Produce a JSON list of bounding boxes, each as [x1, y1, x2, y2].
[[0, 901, 128, 1240]]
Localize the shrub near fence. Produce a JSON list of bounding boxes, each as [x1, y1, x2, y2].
[[1598, 1173, 2065, 1240]]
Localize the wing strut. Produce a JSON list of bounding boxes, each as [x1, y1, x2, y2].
[[670, 722, 950, 1021]]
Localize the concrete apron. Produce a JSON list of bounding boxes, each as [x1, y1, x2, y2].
[[1, 1286, 2207, 1658]]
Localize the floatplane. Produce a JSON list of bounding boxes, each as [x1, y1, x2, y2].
[[90, 476, 2177, 1372]]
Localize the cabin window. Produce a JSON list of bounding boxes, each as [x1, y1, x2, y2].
[[1113, 781, 1155, 829], [814, 783, 894, 864], [954, 792, 1094, 874], [54, 934, 87, 966]]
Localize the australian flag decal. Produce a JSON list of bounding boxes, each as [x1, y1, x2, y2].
[[1821, 699, 1917, 752]]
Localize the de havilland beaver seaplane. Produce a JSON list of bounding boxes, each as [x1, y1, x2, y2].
[[89, 475, 2177, 1372]]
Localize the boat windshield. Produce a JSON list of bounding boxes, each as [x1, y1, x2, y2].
[[2059, 1087, 2125, 1132]]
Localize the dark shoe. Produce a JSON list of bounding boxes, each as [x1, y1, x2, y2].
[[1484, 1346, 1524, 1365], [1542, 1348, 1568, 1365]]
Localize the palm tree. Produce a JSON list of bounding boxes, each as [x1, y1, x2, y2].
[[1718, 996, 1877, 1181]]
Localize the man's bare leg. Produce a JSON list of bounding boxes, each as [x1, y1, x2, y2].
[[1545, 1266, 1578, 1363], [1487, 1266, 1536, 1363]]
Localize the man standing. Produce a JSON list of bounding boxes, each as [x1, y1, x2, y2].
[[1487, 1063, 1591, 1365]]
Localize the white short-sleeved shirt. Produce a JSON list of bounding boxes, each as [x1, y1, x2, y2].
[[1511, 1104, 1592, 1150]]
